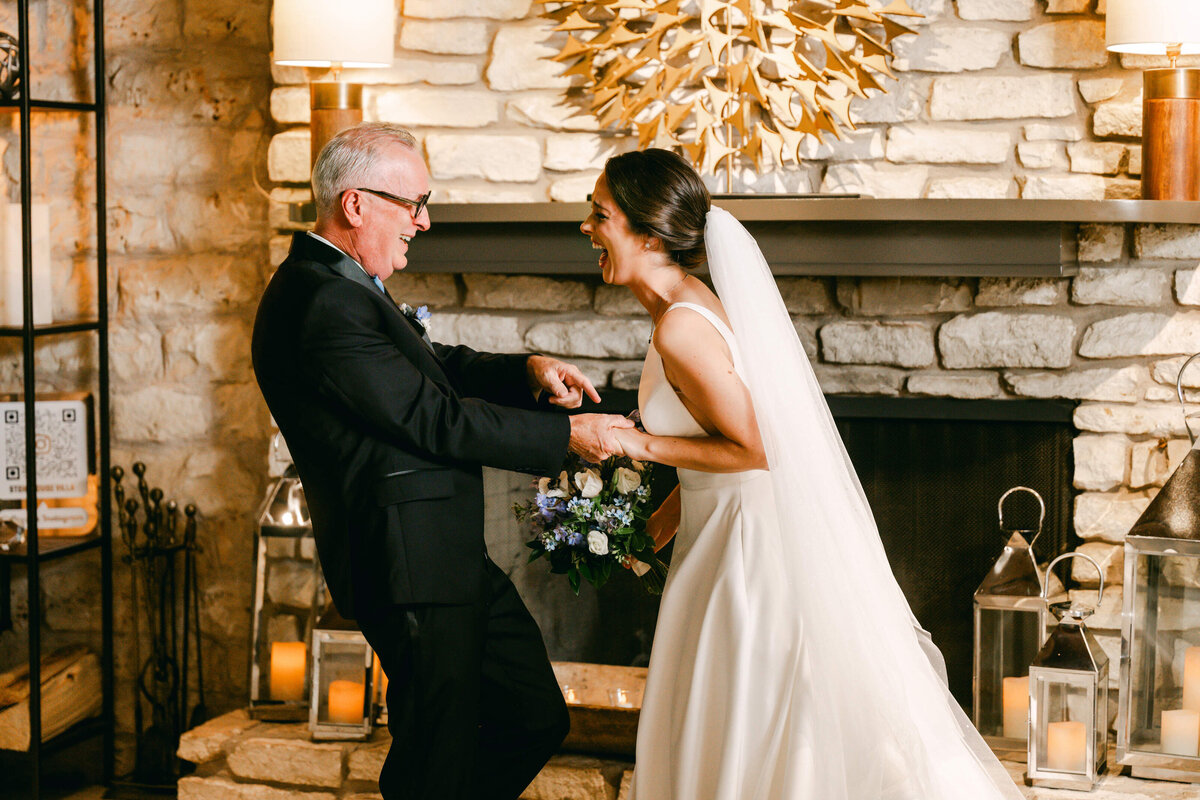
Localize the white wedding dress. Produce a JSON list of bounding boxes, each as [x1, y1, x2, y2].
[[627, 209, 1025, 800]]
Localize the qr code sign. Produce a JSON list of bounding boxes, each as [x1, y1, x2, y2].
[[1, 400, 89, 499]]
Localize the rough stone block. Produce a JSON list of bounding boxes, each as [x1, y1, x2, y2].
[[113, 386, 211, 442], [487, 22, 572, 91], [1129, 438, 1192, 489], [550, 173, 602, 202], [1074, 404, 1188, 437], [404, 0, 531, 18], [545, 134, 631, 172], [426, 134, 541, 182], [1072, 267, 1168, 306], [1080, 312, 1200, 358], [1003, 366, 1143, 402], [464, 275, 591, 311], [1078, 223, 1125, 263], [400, 19, 491, 55], [1017, 21, 1108, 69], [777, 278, 833, 314], [270, 87, 309, 125], [820, 321, 935, 367], [594, 285, 648, 316], [508, 96, 600, 131], [819, 163, 929, 198], [525, 320, 650, 359], [1023, 123, 1083, 141], [385, 273, 460, 308], [178, 776, 337, 800], [1152, 355, 1200, 388], [1106, 175, 1140, 198], [1046, 0, 1091, 11], [886, 127, 1009, 164], [1073, 434, 1128, 491], [1073, 492, 1150, 543], [938, 312, 1075, 368], [1135, 224, 1200, 260], [1068, 586, 1123, 632], [797, 129, 885, 162], [1127, 145, 1142, 177], [849, 81, 923, 124], [926, 177, 1012, 198], [1078, 78, 1125, 104], [892, 27, 1010, 72], [429, 312, 527, 353], [1020, 174, 1106, 200], [117, 253, 263, 318], [975, 277, 1067, 306], [347, 740, 388, 782], [955, 0, 1035, 20], [164, 318, 255, 382], [837, 278, 971, 315], [1068, 142, 1127, 175], [441, 189, 545, 203], [266, 560, 320, 608], [267, 130, 311, 184], [905, 372, 1001, 399], [1093, 97, 1142, 138], [110, 324, 164, 383], [177, 709, 258, 765], [1017, 141, 1067, 170], [812, 365, 905, 396], [371, 88, 500, 128], [521, 755, 623, 800], [930, 75, 1074, 120]]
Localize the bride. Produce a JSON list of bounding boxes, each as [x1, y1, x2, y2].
[[581, 149, 1024, 800]]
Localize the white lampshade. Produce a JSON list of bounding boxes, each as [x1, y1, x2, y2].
[[273, 0, 396, 68], [1106, 0, 1200, 55]]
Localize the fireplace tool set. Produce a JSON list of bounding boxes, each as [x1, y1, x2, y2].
[[112, 462, 203, 790]]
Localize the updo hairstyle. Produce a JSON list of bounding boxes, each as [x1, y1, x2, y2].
[[602, 149, 711, 270]]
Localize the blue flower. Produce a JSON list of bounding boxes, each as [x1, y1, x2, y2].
[[415, 305, 431, 325], [566, 531, 585, 548], [400, 303, 432, 331]]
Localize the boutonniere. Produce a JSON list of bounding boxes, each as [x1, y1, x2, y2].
[[399, 303, 432, 332]]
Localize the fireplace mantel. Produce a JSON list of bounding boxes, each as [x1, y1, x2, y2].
[[413, 199, 1199, 278]]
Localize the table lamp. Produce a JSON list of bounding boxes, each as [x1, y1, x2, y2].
[[273, 0, 396, 169], [1106, 0, 1200, 200]]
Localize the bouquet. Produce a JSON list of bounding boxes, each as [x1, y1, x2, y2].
[[514, 453, 668, 595]]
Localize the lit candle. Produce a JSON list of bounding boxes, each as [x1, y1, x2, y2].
[[327, 679, 366, 724], [269, 641, 306, 702], [1184, 647, 1200, 713], [1002, 676, 1029, 740], [1046, 720, 1088, 773], [1162, 709, 1200, 757], [373, 654, 389, 698], [562, 685, 579, 704], [610, 687, 634, 708]]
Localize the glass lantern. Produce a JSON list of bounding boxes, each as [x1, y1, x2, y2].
[[248, 454, 327, 721], [310, 607, 374, 741], [372, 653, 389, 726], [1028, 553, 1109, 791], [1116, 441, 1200, 782], [974, 486, 1047, 751]]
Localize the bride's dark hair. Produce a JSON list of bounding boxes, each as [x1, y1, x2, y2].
[[603, 149, 711, 270]]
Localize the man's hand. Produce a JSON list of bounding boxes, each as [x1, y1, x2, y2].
[[527, 355, 601, 409], [568, 414, 635, 463]]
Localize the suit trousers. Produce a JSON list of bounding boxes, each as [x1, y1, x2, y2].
[[356, 558, 570, 800]]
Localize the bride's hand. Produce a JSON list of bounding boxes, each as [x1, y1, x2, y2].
[[647, 491, 681, 552], [613, 426, 648, 461]]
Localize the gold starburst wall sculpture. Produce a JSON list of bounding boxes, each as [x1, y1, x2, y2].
[[538, 0, 922, 183]]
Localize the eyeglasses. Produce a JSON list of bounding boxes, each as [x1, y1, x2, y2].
[[353, 187, 430, 219]]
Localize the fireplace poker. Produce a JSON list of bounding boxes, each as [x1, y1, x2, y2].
[[185, 504, 208, 728]]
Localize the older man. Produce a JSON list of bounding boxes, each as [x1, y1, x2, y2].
[[252, 122, 629, 800]]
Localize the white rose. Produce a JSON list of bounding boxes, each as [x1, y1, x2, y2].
[[615, 467, 641, 494], [587, 530, 609, 556], [574, 468, 603, 499]]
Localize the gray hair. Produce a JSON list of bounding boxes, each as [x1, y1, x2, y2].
[[311, 122, 419, 219]]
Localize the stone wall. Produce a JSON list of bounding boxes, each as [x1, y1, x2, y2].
[[262, 0, 1200, 705], [0, 0, 272, 769]]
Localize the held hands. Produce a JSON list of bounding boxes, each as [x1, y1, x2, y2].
[[527, 355, 601, 409], [568, 414, 635, 463]]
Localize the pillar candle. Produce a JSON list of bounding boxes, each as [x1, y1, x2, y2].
[[1184, 646, 1200, 713], [327, 679, 366, 724], [562, 685, 579, 705], [1002, 676, 1029, 740], [0, 203, 53, 326], [269, 641, 307, 702], [1046, 720, 1088, 773], [1162, 709, 1200, 757]]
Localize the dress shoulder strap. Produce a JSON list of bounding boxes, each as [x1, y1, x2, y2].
[[661, 301, 739, 358]]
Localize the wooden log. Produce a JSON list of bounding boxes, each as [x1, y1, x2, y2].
[[0, 644, 90, 708], [0, 650, 102, 750]]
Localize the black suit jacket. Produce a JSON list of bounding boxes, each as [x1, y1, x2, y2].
[[252, 233, 571, 616]]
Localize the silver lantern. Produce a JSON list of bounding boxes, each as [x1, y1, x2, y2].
[[248, 439, 328, 721], [1027, 553, 1109, 791], [1116, 355, 1200, 782], [310, 607, 374, 741], [974, 486, 1047, 751]]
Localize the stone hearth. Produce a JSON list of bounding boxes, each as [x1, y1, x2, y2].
[[178, 710, 1200, 800]]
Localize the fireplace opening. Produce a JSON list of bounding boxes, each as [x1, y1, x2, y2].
[[503, 394, 1078, 713]]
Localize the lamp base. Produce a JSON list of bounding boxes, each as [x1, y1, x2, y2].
[[309, 81, 364, 169], [1142, 68, 1200, 201]]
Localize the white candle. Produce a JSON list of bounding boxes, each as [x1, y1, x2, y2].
[[268, 641, 306, 702], [610, 687, 634, 708], [1046, 720, 1088, 773], [562, 685, 579, 704], [0, 203, 53, 326], [1003, 676, 1029, 740], [1184, 647, 1200, 713], [1162, 709, 1200, 757], [327, 679, 366, 724]]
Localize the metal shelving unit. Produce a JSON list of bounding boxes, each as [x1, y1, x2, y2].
[[0, 0, 112, 796]]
